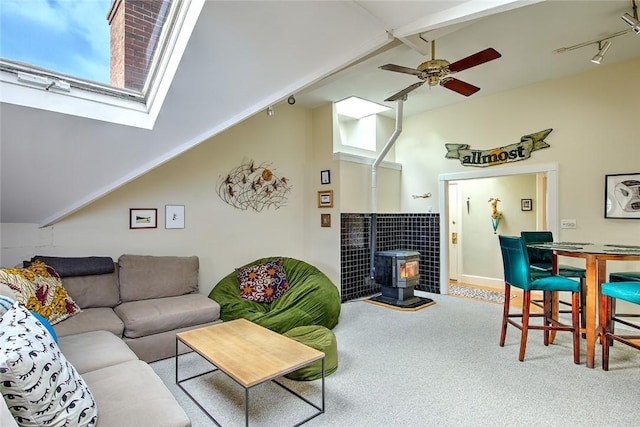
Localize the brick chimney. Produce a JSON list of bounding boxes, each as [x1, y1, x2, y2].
[[107, 0, 171, 91]]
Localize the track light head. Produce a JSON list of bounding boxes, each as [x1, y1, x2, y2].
[[267, 106, 274, 116], [591, 40, 611, 64], [622, 12, 640, 34]]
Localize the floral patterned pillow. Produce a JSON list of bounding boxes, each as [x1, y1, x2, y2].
[[237, 258, 289, 303], [0, 260, 81, 325]]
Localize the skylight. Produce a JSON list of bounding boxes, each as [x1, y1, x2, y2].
[[0, 0, 111, 84], [335, 96, 390, 119], [0, 0, 203, 129]]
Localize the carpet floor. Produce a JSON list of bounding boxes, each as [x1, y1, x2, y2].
[[151, 291, 640, 426]]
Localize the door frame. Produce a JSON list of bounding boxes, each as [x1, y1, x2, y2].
[[437, 162, 559, 294]]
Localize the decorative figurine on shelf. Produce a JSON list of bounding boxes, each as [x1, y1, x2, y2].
[[488, 197, 503, 234]]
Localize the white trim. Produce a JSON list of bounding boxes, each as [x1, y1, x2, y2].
[[456, 274, 504, 289], [438, 163, 559, 295], [333, 152, 402, 170]]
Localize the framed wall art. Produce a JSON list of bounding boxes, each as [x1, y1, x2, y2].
[[605, 173, 640, 219], [521, 198, 532, 211], [321, 213, 331, 227], [165, 205, 185, 229], [321, 169, 331, 185], [318, 190, 333, 208], [130, 208, 157, 229]]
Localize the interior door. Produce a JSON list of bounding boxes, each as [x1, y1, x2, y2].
[[448, 182, 460, 281]]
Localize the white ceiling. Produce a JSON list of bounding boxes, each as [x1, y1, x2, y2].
[[1, 0, 639, 226], [296, 0, 640, 118]]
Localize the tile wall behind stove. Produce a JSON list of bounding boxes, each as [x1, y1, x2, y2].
[[340, 213, 440, 302]]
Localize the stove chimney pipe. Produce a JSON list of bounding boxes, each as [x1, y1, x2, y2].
[[369, 97, 404, 283]]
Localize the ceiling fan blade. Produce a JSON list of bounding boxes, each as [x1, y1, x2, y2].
[[440, 78, 480, 97], [379, 64, 423, 77], [448, 48, 501, 73], [384, 81, 426, 102]]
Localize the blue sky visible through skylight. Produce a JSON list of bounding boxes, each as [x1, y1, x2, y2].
[[0, 0, 111, 84]]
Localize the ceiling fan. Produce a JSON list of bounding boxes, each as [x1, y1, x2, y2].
[[379, 40, 501, 101]]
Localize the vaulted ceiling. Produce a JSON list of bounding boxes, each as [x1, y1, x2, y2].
[[1, 1, 638, 226]]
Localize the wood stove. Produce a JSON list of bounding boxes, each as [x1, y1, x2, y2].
[[372, 250, 429, 308]]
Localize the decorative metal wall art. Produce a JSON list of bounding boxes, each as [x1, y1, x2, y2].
[[445, 129, 552, 167], [217, 159, 292, 212]]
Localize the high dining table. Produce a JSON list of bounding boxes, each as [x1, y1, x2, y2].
[[526, 242, 640, 368]]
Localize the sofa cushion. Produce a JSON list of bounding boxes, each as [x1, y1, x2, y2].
[[53, 307, 124, 338], [0, 301, 97, 426], [124, 321, 220, 363], [115, 294, 220, 338], [118, 255, 199, 302], [237, 258, 289, 303], [0, 260, 81, 325], [57, 330, 138, 374], [81, 360, 190, 427], [1, 396, 18, 427], [61, 270, 120, 308]]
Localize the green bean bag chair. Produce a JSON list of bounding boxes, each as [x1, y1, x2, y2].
[[208, 257, 341, 334], [284, 325, 338, 381]]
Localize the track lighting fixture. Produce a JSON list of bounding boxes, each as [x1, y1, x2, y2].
[[287, 95, 296, 105], [621, 12, 640, 34], [267, 105, 274, 116], [591, 40, 611, 64]]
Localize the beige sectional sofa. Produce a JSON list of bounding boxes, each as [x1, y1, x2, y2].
[[46, 254, 221, 362], [0, 318, 192, 427], [1, 254, 221, 426]]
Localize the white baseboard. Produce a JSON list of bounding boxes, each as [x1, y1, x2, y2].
[[456, 274, 503, 290]]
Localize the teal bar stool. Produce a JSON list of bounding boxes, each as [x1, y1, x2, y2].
[[521, 231, 587, 329], [606, 272, 640, 337], [498, 235, 581, 363], [599, 280, 640, 370]]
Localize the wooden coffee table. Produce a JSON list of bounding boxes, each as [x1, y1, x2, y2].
[[175, 319, 325, 426]]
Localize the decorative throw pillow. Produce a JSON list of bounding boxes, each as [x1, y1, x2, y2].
[[0, 260, 81, 325], [237, 258, 289, 303], [0, 301, 98, 426]]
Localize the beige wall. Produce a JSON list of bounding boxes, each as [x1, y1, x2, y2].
[[457, 175, 537, 282], [2, 57, 640, 297], [2, 106, 339, 295], [396, 57, 640, 282]]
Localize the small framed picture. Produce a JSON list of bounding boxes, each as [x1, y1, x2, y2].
[[321, 213, 331, 227], [320, 169, 331, 185], [130, 208, 157, 229], [318, 190, 333, 208], [605, 173, 640, 219], [521, 199, 532, 211], [165, 205, 185, 229]]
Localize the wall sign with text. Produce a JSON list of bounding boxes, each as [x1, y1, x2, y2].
[[445, 129, 552, 167]]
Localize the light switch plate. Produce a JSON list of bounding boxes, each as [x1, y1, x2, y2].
[[560, 219, 577, 229]]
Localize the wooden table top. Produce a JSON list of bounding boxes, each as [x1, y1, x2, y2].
[[176, 319, 325, 387]]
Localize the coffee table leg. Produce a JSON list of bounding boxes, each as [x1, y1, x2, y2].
[[321, 358, 325, 413], [245, 388, 249, 427], [175, 338, 179, 384]]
